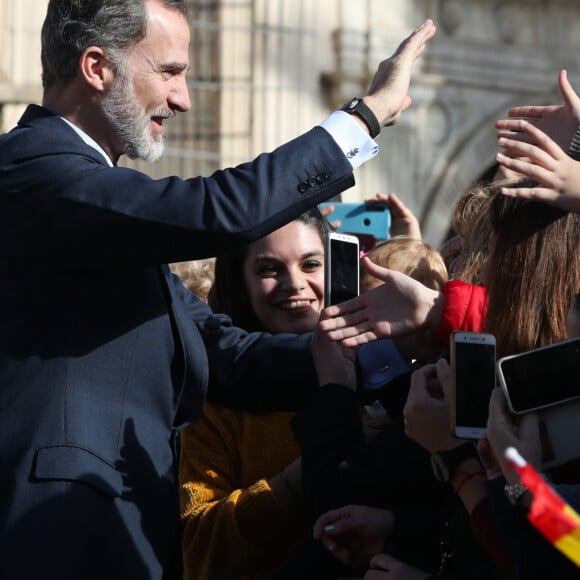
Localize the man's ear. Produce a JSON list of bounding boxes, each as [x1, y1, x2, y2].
[[79, 46, 115, 92]]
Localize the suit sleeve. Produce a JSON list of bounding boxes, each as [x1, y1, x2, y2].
[[1, 122, 354, 265], [168, 272, 318, 411]]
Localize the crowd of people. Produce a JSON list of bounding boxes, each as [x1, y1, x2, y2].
[[1, 1, 580, 579]]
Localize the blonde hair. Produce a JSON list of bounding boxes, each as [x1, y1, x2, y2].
[[169, 258, 216, 303], [361, 236, 448, 291]]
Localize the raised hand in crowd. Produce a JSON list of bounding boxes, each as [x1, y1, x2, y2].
[[319, 257, 444, 347], [496, 118, 580, 212], [403, 359, 487, 514], [364, 20, 437, 127], [402, 359, 461, 454], [496, 69, 580, 151], [364, 192, 422, 239]]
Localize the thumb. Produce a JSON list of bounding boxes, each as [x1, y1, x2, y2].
[[559, 69, 580, 108], [320, 517, 357, 537], [361, 256, 392, 281]]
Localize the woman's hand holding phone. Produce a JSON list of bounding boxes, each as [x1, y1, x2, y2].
[[486, 387, 542, 481], [403, 359, 463, 454]]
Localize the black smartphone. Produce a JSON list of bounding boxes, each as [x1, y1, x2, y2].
[[497, 337, 580, 414], [324, 231, 360, 306], [450, 331, 497, 439]]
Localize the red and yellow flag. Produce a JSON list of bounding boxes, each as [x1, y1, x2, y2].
[[505, 447, 580, 567]]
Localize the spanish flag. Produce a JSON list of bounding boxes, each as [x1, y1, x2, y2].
[[505, 447, 580, 567]]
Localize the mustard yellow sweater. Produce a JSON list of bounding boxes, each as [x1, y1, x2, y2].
[[179, 402, 308, 580]]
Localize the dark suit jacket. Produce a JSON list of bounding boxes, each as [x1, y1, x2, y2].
[[0, 105, 355, 579]]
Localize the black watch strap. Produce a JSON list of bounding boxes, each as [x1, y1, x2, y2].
[[431, 442, 479, 482], [340, 97, 381, 139]]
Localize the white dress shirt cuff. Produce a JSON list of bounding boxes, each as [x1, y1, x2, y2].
[[319, 111, 380, 169]]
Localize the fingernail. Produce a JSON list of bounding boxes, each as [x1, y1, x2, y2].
[[365, 400, 388, 417], [324, 524, 335, 532]]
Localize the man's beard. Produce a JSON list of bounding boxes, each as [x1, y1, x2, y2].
[[101, 65, 169, 163]]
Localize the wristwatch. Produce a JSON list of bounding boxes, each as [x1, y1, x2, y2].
[[504, 482, 528, 506], [340, 97, 381, 139], [504, 472, 551, 506], [431, 442, 479, 483]]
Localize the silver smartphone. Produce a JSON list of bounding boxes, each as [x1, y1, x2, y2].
[[324, 231, 360, 306], [497, 337, 580, 414], [497, 338, 580, 468], [450, 331, 497, 439]]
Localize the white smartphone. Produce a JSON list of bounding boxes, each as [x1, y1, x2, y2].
[[450, 331, 497, 439], [324, 231, 360, 306]]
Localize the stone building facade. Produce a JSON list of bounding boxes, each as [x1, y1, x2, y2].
[[1, 0, 579, 246]]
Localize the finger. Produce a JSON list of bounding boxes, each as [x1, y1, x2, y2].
[[497, 138, 557, 170], [510, 120, 565, 157], [506, 105, 559, 119], [369, 553, 395, 570], [496, 118, 532, 132], [496, 152, 560, 187], [519, 411, 540, 441], [361, 256, 394, 281], [320, 536, 352, 564], [398, 19, 436, 58], [319, 308, 370, 331], [499, 183, 562, 206], [489, 386, 508, 414], [383, 192, 405, 212], [488, 387, 514, 428], [375, 192, 391, 203], [320, 518, 357, 537], [412, 43, 427, 62], [435, 357, 452, 398], [313, 509, 341, 537], [340, 331, 378, 348], [321, 536, 353, 564], [324, 321, 374, 342], [363, 192, 389, 204], [400, 95, 412, 113], [410, 361, 438, 383], [321, 299, 365, 320], [404, 364, 432, 408], [558, 69, 580, 109]]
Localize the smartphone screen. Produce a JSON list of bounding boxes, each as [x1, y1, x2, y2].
[[451, 332, 496, 439], [498, 337, 580, 413], [324, 232, 359, 306]]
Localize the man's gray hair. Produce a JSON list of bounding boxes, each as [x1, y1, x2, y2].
[[41, 0, 188, 95]]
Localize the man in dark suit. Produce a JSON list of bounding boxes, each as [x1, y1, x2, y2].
[[0, 1, 435, 578]]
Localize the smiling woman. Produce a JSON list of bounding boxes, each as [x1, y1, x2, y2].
[[179, 208, 330, 580], [207, 209, 328, 334], [241, 219, 326, 335]]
